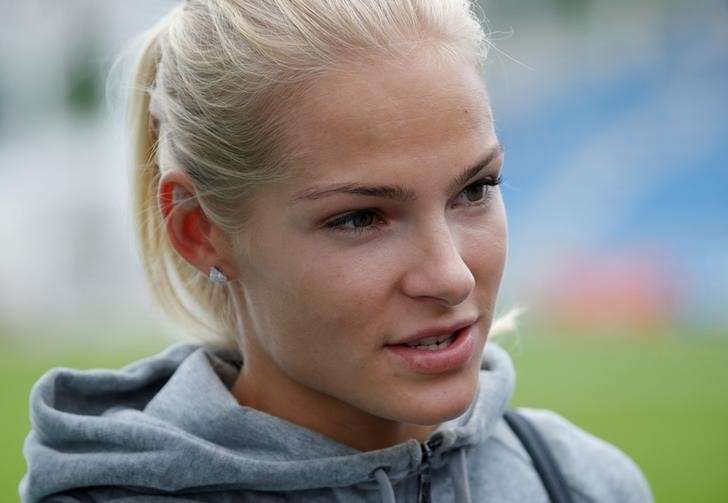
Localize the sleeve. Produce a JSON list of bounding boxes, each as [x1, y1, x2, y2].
[[516, 407, 654, 503]]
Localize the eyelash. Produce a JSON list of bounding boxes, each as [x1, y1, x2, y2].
[[325, 174, 503, 237]]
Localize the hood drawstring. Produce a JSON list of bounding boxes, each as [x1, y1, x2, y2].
[[373, 467, 396, 503], [447, 448, 472, 503], [371, 447, 472, 503]]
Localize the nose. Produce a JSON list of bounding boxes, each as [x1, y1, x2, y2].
[[400, 219, 476, 307]]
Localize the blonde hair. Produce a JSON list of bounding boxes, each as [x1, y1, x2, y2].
[[126, 0, 518, 350]]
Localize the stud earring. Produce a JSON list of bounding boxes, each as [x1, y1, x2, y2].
[[208, 265, 229, 283]]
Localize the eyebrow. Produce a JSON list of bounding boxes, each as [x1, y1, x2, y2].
[[292, 143, 504, 203]]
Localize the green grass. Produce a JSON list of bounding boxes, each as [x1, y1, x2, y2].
[[3, 326, 727, 502], [501, 329, 728, 503]]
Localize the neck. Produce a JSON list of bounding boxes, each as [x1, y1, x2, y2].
[[230, 361, 438, 452]]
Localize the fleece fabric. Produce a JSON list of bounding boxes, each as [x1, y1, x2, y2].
[[19, 340, 653, 502]]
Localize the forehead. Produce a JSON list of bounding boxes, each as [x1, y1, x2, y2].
[[282, 52, 495, 182]]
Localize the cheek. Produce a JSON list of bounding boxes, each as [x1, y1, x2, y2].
[[463, 202, 508, 286], [247, 238, 393, 357], [264, 257, 390, 386], [295, 250, 395, 335]]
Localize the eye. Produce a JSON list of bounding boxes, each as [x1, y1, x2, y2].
[[324, 174, 504, 237], [325, 208, 385, 236], [454, 174, 503, 208]]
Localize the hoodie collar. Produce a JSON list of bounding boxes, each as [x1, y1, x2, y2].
[[144, 338, 516, 486], [21, 339, 515, 499]]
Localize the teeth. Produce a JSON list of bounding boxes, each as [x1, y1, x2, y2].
[[406, 333, 454, 349], [412, 335, 441, 346]]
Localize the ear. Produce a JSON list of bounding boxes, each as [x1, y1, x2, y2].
[[157, 169, 236, 281]]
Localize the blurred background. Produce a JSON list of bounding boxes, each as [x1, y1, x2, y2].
[[1, 0, 726, 501]]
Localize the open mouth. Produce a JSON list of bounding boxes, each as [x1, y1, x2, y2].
[[403, 330, 458, 350], [390, 322, 473, 352], [385, 323, 477, 375]]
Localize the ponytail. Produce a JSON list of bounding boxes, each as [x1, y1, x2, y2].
[[126, 13, 238, 350]]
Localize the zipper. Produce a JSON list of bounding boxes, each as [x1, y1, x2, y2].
[[417, 435, 442, 503]]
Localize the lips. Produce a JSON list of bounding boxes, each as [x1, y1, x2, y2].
[[388, 316, 479, 347], [384, 322, 478, 374]]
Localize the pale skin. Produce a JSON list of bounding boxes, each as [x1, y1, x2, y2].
[[158, 48, 508, 452]]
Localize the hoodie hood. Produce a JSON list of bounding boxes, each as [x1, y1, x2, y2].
[[20, 339, 516, 502]]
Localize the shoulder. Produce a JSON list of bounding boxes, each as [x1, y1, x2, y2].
[[514, 407, 654, 503]]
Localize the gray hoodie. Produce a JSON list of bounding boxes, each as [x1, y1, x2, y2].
[[19, 340, 653, 502]]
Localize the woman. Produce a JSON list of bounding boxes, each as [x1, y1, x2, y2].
[[20, 1, 653, 502]]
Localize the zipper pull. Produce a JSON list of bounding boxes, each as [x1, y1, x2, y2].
[[417, 435, 442, 503]]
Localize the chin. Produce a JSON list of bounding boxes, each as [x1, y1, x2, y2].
[[392, 371, 480, 426]]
